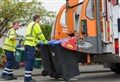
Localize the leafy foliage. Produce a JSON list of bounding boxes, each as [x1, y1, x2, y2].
[[41, 24, 52, 40], [0, 0, 56, 38]]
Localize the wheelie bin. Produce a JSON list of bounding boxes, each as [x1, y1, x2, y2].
[[15, 47, 25, 62], [50, 40, 80, 81], [37, 40, 59, 79]]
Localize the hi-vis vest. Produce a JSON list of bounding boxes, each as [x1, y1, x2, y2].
[[3, 28, 17, 52], [24, 22, 48, 46]]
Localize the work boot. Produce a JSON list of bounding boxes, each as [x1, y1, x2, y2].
[[24, 79, 36, 82], [1, 75, 11, 80], [9, 75, 17, 80]]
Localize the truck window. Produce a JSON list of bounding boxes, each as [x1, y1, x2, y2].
[[60, 10, 67, 27], [86, 0, 94, 20]]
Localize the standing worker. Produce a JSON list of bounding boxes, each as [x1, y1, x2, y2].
[[24, 15, 48, 82], [1, 21, 21, 80]]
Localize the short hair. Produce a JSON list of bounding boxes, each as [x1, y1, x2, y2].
[[33, 15, 40, 22]]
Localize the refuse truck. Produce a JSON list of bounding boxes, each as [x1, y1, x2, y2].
[[50, 0, 120, 74]]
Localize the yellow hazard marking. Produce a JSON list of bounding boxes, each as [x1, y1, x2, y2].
[[67, 44, 73, 48]]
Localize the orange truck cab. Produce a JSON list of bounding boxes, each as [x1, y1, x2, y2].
[[51, 0, 120, 74]]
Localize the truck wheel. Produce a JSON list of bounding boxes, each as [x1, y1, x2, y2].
[[54, 75, 59, 80], [54, 73, 60, 80], [41, 70, 48, 76], [49, 72, 54, 77], [111, 68, 120, 74], [110, 63, 120, 74], [63, 75, 70, 81], [49, 72, 59, 80]]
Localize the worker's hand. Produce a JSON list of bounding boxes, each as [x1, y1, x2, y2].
[[36, 43, 44, 47], [44, 40, 48, 44]]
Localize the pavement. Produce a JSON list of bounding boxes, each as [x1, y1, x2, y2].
[[0, 64, 111, 78]]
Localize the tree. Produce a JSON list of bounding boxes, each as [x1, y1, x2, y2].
[[0, 0, 56, 38]]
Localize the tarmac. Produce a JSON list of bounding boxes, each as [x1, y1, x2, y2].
[[0, 64, 111, 78]]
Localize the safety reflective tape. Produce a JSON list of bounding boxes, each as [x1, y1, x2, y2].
[[6, 29, 12, 38], [30, 23, 36, 36], [4, 44, 16, 48], [7, 34, 16, 38], [25, 71, 32, 73], [4, 67, 13, 71], [3, 70, 13, 74], [25, 23, 37, 38], [26, 35, 33, 37], [25, 74, 31, 77], [25, 39, 38, 43], [35, 32, 43, 38], [107, 21, 110, 41], [9, 34, 16, 36]]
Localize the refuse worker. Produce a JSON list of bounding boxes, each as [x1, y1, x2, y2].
[[1, 21, 22, 80], [24, 15, 48, 82]]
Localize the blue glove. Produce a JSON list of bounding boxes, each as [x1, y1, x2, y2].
[[36, 41, 44, 47]]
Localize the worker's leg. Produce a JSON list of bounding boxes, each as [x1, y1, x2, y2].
[[24, 45, 36, 81], [1, 50, 14, 79]]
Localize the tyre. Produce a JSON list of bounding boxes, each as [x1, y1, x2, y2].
[[53, 73, 59, 80], [111, 68, 120, 74], [63, 75, 70, 81], [110, 63, 120, 74], [41, 70, 48, 76]]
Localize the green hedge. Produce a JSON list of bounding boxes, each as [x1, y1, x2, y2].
[[40, 24, 52, 40]]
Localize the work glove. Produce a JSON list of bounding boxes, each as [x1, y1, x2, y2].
[[36, 41, 44, 47]]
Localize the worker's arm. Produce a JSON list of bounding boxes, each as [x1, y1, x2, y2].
[[10, 35, 23, 40], [34, 23, 48, 44]]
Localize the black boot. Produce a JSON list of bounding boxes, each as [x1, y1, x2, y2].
[[1, 75, 11, 80], [9, 75, 17, 80]]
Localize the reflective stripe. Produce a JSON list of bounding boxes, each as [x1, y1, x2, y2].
[[25, 74, 31, 77], [26, 35, 34, 37], [30, 23, 36, 36], [7, 29, 17, 37], [35, 32, 43, 38], [4, 67, 13, 71], [7, 34, 16, 38], [25, 71, 32, 73], [7, 29, 12, 38], [3, 70, 13, 74], [25, 23, 36, 38], [3, 44, 16, 48], [26, 32, 43, 39], [25, 39, 38, 43], [25, 23, 37, 43], [9, 34, 16, 36]]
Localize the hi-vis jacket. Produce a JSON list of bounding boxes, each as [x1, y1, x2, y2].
[[3, 28, 17, 52], [24, 22, 48, 46]]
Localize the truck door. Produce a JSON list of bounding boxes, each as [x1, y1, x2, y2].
[[77, 0, 103, 54], [51, 0, 80, 40]]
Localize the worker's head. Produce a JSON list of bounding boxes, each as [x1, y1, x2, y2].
[[33, 15, 40, 23], [12, 21, 20, 30]]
